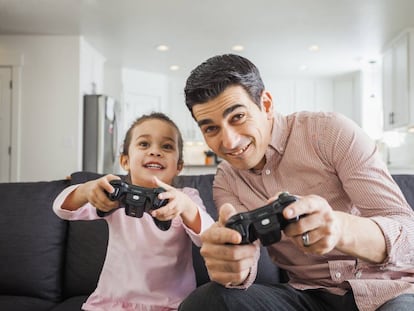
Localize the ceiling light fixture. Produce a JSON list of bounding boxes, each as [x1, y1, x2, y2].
[[156, 45, 170, 52], [308, 45, 320, 52], [231, 45, 245, 52], [169, 65, 180, 71]]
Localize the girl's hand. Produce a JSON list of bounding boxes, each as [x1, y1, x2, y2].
[[151, 176, 201, 232], [63, 174, 120, 212]]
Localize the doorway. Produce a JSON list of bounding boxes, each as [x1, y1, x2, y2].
[[0, 67, 12, 182]]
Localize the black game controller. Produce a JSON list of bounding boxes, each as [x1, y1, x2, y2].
[[225, 192, 299, 246], [97, 180, 171, 231]]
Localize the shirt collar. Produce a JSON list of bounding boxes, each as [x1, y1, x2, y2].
[[270, 112, 289, 155]]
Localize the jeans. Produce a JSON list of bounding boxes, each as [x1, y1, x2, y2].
[[179, 282, 414, 311]]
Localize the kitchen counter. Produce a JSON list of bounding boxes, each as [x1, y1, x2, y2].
[[181, 165, 218, 175], [388, 166, 414, 175]]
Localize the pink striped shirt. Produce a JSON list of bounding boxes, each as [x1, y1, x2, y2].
[[53, 185, 214, 311], [214, 111, 414, 311]]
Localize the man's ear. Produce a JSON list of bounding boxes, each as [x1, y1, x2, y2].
[[120, 154, 130, 172], [261, 91, 273, 119]]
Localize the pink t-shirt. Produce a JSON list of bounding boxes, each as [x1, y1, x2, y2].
[[53, 185, 214, 311], [214, 111, 414, 311]]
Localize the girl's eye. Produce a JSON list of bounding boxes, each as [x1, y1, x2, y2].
[[138, 141, 149, 147], [162, 143, 174, 150]]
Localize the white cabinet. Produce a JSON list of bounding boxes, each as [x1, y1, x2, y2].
[[382, 30, 414, 130]]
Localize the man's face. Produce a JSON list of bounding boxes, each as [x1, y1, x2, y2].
[[192, 85, 273, 171]]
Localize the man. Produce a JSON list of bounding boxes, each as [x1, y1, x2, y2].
[[179, 54, 414, 311]]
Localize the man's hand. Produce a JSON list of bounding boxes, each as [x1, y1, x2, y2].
[[200, 203, 257, 286], [282, 194, 386, 263]]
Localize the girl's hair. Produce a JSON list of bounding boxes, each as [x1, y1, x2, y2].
[[184, 54, 265, 117], [121, 112, 184, 164]]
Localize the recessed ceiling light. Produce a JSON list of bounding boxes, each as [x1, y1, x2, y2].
[[169, 65, 180, 71], [232, 45, 245, 52], [308, 45, 320, 52], [156, 45, 170, 52]]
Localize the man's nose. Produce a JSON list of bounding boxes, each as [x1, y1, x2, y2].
[[221, 127, 240, 150]]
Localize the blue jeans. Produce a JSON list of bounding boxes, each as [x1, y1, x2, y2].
[[179, 282, 414, 311]]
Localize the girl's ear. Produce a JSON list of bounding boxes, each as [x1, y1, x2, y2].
[[177, 160, 184, 174], [120, 154, 130, 172]]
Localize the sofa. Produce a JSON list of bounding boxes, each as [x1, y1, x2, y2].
[[0, 172, 413, 311]]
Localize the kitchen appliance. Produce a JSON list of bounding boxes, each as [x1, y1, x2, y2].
[[83, 94, 119, 174]]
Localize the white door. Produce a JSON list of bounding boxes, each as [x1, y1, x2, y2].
[[0, 67, 12, 182]]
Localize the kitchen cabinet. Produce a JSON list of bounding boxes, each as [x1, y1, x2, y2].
[[382, 30, 414, 130]]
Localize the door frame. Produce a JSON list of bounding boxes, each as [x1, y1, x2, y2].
[[0, 50, 23, 181]]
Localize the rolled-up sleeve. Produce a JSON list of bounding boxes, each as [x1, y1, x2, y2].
[[52, 184, 101, 220]]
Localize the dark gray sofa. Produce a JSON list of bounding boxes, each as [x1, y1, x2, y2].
[[0, 172, 413, 310]]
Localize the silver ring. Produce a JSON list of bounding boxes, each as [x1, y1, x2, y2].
[[302, 231, 310, 247]]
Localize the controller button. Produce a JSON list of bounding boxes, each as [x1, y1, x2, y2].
[[132, 195, 140, 201], [261, 218, 270, 226]]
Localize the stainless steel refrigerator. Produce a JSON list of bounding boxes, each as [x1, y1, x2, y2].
[[83, 94, 119, 174]]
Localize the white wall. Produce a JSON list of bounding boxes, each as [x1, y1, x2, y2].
[[0, 35, 81, 181], [0, 34, 368, 181], [263, 77, 334, 115], [333, 72, 362, 125]]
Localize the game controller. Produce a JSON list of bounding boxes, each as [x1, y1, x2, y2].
[[225, 192, 299, 246], [97, 180, 171, 231]]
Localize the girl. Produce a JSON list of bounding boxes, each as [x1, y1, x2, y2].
[[53, 112, 214, 311]]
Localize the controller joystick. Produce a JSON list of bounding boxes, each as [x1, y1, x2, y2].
[[97, 180, 171, 231], [225, 192, 299, 246]]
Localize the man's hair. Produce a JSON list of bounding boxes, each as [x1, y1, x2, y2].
[[184, 54, 265, 116]]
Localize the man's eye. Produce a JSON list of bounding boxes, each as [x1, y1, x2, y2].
[[204, 125, 218, 134], [138, 141, 149, 147], [231, 113, 245, 123]]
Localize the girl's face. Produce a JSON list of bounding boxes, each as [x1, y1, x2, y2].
[[120, 119, 183, 187]]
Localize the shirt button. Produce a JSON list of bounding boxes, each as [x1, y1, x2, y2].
[[265, 169, 271, 175], [355, 271, 362, 279], [335, 272, 341, 279]]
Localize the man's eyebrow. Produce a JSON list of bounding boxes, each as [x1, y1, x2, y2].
[[197, 104, 245, 127]]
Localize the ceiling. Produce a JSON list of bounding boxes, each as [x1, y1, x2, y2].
[[0, 0, 413, 79]]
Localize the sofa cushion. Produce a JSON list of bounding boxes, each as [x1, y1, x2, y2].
[[0, 295, 57, 311], [61, 171, 109, 297], [63, 220, 108, 297], [393, 175, 414, 209], [0, 179, 70, 302]]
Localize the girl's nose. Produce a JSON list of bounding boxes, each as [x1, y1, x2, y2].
[[149, 147, 162, 157]]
